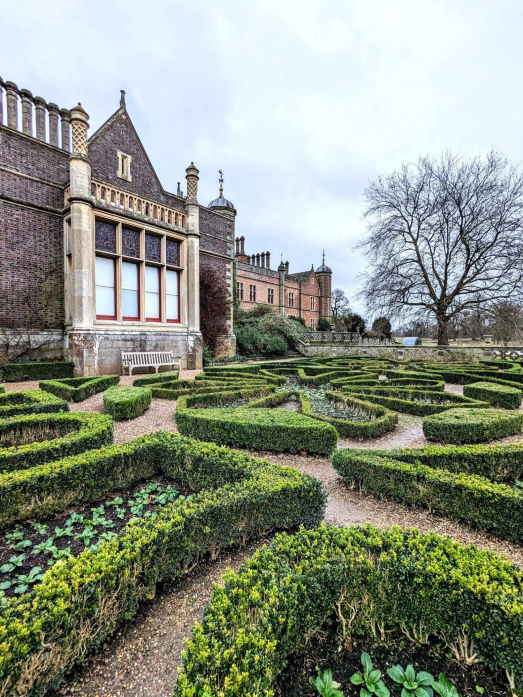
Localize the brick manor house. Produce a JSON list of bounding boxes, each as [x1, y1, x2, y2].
[[235, 238, 332, 329], [0, 78, 332, 375]]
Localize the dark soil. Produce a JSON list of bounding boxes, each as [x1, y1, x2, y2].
[[277, 620, 510, 696], [0, 477, 192, 598]]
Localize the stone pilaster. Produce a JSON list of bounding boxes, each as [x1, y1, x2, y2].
[[34, 97, 47, 141], [60, 108, 71, 151], [185, 162, 202, 368], [5, 82, 19, 130], [20, 89, 33, 136], [68, 104, 94, 333], [0, 77, 4, 125], [48, 103, 60, 147]]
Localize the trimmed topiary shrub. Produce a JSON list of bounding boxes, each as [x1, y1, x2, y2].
[[0, 432, 326, 694], [332, 448, 523, 543], [341, 386, 489, 416], [0, 385, 5, 394], [176, 405, 338, 454], [423, 407, 523, 444], [39, 375, 120, 402], [132, 370, 179, 387], [0, 412, 113, 473], [3, 361, 75, 382], [103, 386, 152, 420], [0, 390, 68, 419], [463, 381, 522, 409], [176, 525, 523, 695]]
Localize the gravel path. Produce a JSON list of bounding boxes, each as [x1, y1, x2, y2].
[[6, 373, 523, 696]]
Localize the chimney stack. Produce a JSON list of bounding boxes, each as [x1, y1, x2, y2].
[[60, 109, 71, 151], [34, 96, 47, 141], [285, 261, 289, 274], [48, 103, 60, 146], [240, 236, 245, 254], [256, 253, 260, 267], [5, 81, 19, 130], [266, 251, 270, 269], [261, 252, 265, 268], [20, 89, 33, 136], [235, 237, 240, 255]]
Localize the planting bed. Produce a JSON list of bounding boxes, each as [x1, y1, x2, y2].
[[0, 477, 190, 598]]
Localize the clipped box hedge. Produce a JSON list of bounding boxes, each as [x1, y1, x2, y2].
[[342, 386, 489, 416], [361, 441, 523, 484], [0, 385, 4, 394], [39, 374, 120, 402], [103, 385, 152, 420], [177, 525, 523, 696], [0, 389, 68, 419], [463, 381, 523, 409], [0, 432, 326, 695], [176, 405, 338, 454], [384, 368, 444, 381], [0, 412, 113, 473], [2, 361, 75, 382], [332, 448, 523, 543], [132, 370, 179, 387], [423, 407, 523, 444]]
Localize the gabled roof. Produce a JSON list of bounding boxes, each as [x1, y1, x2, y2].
[[287, 268, 315, 283], [88, 105, 166, 194]]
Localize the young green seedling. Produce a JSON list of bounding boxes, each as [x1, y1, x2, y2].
[[351, 653, 390, 697], [310, 668, 344, 697], [387, 664, 434, 697]]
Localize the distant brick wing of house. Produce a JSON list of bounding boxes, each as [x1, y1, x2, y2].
[[235, 236, 332, 330]]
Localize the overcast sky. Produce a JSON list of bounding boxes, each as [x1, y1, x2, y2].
[[3, 0, 523, 316]]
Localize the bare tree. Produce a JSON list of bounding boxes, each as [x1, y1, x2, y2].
[[331, 288, 351, 319], [358, 151, 523, 345]]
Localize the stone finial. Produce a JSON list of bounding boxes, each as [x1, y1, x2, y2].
[[60, 108, 71, 152], [5, 81, 19, 130], [0, 77, 4, 125], [70, 103, 89, 156], [185, 162, 199, 203], [177, 182, 182, 196], [48, 103, 60, 146], [120, 89, 126, 108], [20, 89, 33, 136], [34, 96, 47, 141]]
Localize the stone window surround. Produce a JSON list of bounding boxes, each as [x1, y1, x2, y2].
[[117, 150, 132, 182], [64, 210, 187, 328], [237, 281, 244, 300]]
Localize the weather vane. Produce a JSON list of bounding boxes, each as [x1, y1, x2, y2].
[[219, 169, 224, 193], [322, 249, 326, 264]]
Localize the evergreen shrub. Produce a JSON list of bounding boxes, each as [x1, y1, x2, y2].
[[39, 375, 120, 402], [423, 407, 523, 444], [0, 412, 113, 473], [103, 386, 152, 420], [132, 370, 179, 387], [0, 432, 326, 694], [463, 381, 522, 409], [176, 525, 523, 695], [3, 361, 74, 382], [0, 390, 68, 419]]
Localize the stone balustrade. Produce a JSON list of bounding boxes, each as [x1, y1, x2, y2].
[[0, 78, 71, 150], [64, 180, 187, 228], [300, 331, 390, 345]]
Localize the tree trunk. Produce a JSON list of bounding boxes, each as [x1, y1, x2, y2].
[[436, 313, 449, 346]]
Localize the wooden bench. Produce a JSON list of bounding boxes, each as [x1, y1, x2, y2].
[[121, 351, 181, 376]]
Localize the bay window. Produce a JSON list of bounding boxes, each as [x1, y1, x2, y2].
[[94, 217, 183, 324], [166, 270, 180, 322], [95, 256, 116, 319], [145, 266, 161, 321]]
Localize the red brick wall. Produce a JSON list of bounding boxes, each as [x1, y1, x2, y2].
[[0, 127, 67, 328], [0, 199, 64, 328]]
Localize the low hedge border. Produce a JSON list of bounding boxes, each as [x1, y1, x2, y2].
[[384, 369, 444, 381], [332, 449, 523, 544], [319, 391, 398, 439], [103, 386, 152, 420], [132, 370, 179, 387], [418, 367, 523, 389], [0, 385, 4, 395], [0, 432, 326, 695], [0, 390, 68, 419], [0, 412, 113, 473], [176, 398, 338, 454], [2, 361, 74, 382], [176, 385, 274, 410], [39, 375, 120, 402], [463, 381, 523, 409], [176, 524, 523, 695], [385, 377, 446, 390], [341, 386, 489, 416], [423, 407, 523, 444], [361, 441, 523, 484], [479, 359, 521, 372], [150, 380, 266, 400]]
